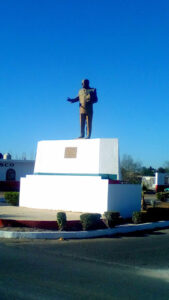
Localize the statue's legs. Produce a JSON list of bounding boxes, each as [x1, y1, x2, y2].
[[80, 112, 93, 138], [86, 113, 93, 138], [80, 113, 86, 138]]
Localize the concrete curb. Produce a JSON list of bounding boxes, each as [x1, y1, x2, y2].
[[0, 220, 169, 239]]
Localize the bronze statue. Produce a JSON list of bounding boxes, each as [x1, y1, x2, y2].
[[67, 79, 98, 139]]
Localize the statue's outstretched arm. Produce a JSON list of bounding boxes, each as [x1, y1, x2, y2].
[[67, 96, 79, 103]]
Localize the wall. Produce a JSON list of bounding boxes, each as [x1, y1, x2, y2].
[[155, 172, 169, 186], [20, 175, 109, 213], [142, 176, 155, 190], [20, 175, 141, 218], [108, 184, 141, 218], [0, 160, 34, 181], [34, 139, 120, 177], [155, 172, 169, 191]]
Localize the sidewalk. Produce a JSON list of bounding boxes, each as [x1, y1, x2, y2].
[[1, 203, 169, 239], [0, 203, 82, 221], [0, 213, 169, 240]]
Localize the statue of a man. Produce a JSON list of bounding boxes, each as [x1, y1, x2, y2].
[[67, 79, 98, 139]]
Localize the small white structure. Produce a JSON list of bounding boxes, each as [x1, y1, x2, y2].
[[0, 158, 34, 182], [3, 153, 12, 160], [142, 176, 156, 191], [155, 172, 169, 191], [20, 139, 141, 218]]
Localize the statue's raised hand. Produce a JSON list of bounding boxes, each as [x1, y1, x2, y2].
[[67, 97, 73, 103]]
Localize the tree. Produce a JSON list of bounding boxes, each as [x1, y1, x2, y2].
[[157, 167, 166, 173], [157, 162, 169, 174], [141, 166, 156, 176], [163, 161, 169, 173], [121, 155, 142, 184]]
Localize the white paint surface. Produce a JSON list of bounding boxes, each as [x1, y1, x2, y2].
[[20, 175, 109, 213], [0, 160, 34, 181], [20, 175, 141, 218], [155, 172, 169, 186], [34, 139, 120, 177], [20, 138, 141, 218], [108, 184, 141, 218]]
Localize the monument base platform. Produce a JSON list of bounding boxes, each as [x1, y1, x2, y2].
[[19, 139, 141, 218], [20, 174, 141, 218]]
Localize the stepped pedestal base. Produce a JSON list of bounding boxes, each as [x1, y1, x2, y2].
[[20, 174, 141, 218], [19, 138, 141, 218]]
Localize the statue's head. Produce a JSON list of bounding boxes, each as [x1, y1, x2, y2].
[[82, 79, 89, 89]]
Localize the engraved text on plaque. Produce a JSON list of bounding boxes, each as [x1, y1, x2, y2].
[[64, 147, 77, 158]]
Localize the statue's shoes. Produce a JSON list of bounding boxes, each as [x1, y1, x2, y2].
[[77, 136, 84, 139]]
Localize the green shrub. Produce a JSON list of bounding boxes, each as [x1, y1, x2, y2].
[[141, 199, 147, 211], [80, 213, 101, 230], [57, 212, 67, 231], [150, 200, 156, 208], [142, 184, 148, 192], [156, 191, 169, 202], [147, 208, 169, 222], [132, 211, 147, 224], [103, 211, 120, 228], [156, 192, 165, 201], [4, 192, 19, 206], [133, 208, 169, 224]]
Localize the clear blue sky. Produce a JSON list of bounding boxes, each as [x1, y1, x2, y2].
[[0, 0, 169, 167]]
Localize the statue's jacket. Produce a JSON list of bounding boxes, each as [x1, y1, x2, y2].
[[78, 88, 98, 114]]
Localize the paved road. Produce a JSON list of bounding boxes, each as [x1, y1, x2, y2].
[[0, 230, 169, 299]]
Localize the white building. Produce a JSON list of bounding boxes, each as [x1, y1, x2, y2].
[[0, 153, 34, 191], [142, 176, 156, 191], [155, 172, 169, 192]]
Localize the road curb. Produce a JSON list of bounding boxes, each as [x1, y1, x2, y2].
[[0, 220, 169, 239]]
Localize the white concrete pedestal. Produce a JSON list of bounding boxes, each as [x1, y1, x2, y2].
[[19, 139, 141, 218]]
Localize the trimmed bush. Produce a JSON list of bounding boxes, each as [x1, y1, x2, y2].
[[156, 191, 169, 202], [132, 211, 147, 224], [150, 200, 156, 208], [133, 208, 169, 224], [57, 212, 67, 231], [4, 192, 19, 206], [80, 213, 101, 230], [142, 185, 148, 192], [147, 207, 169, 222], [103, 211, 120, 228]]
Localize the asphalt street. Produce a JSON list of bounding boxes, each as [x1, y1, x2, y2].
[[0, 229, 169, 299]]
